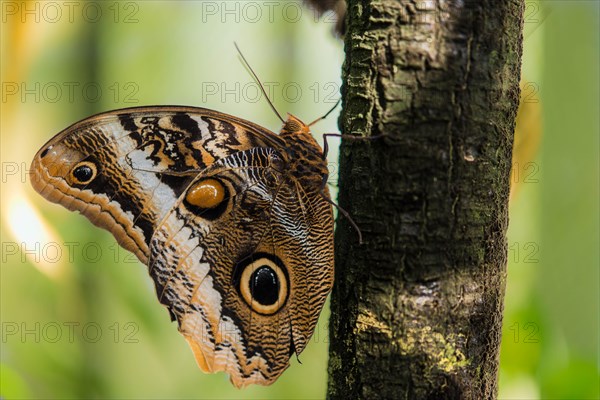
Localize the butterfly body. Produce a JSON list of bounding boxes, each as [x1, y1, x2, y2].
[[31, 106, 334, 387]]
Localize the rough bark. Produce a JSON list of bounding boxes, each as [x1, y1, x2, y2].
[[328, 1, 523, 399]]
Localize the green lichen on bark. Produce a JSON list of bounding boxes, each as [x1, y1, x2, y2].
[[328, 1, 524, 399]]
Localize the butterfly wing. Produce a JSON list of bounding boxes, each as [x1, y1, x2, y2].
[[31, 106, 284, 263], [149, 146, 334, 387]]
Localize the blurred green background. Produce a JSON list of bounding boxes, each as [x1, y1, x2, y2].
[[0, 1, 598, 399]]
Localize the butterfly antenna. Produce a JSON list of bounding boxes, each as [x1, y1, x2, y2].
[[234, 42, 285, 124], [308, 99, 341, 127]]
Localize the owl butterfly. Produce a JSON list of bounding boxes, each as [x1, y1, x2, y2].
[[30, 60, 336, 387]]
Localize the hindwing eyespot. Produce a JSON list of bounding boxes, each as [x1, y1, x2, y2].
[[233, 253, 289, 315]]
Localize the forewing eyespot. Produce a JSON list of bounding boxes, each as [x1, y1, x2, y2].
[[69, 161, 97, 185]]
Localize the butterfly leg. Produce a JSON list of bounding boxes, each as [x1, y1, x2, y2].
[[319, 174, 363, 245]]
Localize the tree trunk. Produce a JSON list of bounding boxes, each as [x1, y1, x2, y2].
[[328, 1, 524, 399]]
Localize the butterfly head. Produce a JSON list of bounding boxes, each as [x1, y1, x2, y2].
[[280, 114, 311, 136]]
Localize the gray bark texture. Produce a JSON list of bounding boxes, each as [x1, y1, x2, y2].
[[327, 1, 524, 399]]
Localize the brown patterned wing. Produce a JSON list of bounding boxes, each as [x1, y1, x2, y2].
[[149, 146, 334, 387], [30, 106, 284, 263]]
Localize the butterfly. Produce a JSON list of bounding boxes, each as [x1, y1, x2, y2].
[[30, 46, 338, 387], [30, 104, 335, 387]]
